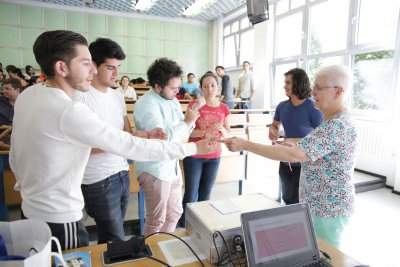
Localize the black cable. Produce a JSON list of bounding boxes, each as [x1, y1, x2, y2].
[[320, 250, 332, 262], [214, 230, 244, 267], [147, 256, 171, 267], [213, 232, 222, 264], [145, 231, 205, 267]]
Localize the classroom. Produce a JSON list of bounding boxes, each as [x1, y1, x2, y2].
[[0, 0, 399, 266]]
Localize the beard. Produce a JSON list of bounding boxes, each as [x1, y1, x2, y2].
[[65, 73, 89, 92], [159, 88, 175, 100]]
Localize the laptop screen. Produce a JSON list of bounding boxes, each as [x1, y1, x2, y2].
[[241, 203, 321, 267]]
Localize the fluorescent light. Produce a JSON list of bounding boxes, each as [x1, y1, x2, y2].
[[182, 0, 217, 16], [134, 0, 153, 11]]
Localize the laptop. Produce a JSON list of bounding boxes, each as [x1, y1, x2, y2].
[[240, 203, 333, 267]]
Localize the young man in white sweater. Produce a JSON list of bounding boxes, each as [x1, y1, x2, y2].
[[9, 30, 216, 250]]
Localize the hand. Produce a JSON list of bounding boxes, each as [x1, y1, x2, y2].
[[205, 123, 224, 139], [148, 127, 168, 140], [219, 137, 247, 152], [184, 108, 200, 125], [195, 138, 220, 154], [192, 96, 206, 111], [268, 126, 279, 141]]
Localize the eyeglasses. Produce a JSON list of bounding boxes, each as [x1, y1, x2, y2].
[[312, 85, 338, 91]]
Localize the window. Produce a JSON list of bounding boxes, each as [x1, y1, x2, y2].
[[223, 16, 254, 68], [270, 0, 400, 120]]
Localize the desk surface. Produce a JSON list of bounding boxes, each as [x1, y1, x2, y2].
[[66, 230, 361, 267]]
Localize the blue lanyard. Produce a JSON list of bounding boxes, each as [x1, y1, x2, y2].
[[0, 235, 25, 261]]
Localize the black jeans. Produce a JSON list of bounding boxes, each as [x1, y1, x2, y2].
[[279, 161, 301, 205]]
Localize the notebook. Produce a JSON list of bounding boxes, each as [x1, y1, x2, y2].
[[240, 203, 333, 267]]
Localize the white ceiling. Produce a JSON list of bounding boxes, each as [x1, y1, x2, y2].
[[32, 0, 247, 21]]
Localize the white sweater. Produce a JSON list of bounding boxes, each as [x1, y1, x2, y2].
[[9, 84, 196, 223]]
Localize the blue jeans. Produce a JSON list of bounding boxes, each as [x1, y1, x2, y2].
[[224, 101, 235, 109], [81, 170, 130, 244], [179, 157, 220, 227]]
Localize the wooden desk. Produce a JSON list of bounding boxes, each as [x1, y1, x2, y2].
[[66, 230, 361, 267]]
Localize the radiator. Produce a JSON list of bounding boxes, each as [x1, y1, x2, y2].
[[354, 120, 396, 184]]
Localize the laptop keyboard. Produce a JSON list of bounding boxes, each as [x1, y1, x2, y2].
[[301, 260, 333, 267]]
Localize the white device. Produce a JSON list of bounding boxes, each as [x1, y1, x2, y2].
[[185, 193, 280, 263]]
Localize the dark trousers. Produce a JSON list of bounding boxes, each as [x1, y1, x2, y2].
[[279, 161, 301, 205], [179, 157, 220, 227], [21, 212, 89, 251], [81, 170, 130, 244]]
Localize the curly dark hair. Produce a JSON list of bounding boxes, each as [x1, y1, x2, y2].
[[284, 68, 311, 99], [147, 58, 182, 89]]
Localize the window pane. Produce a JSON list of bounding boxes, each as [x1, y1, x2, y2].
[[272, 63, 297, 105], [223, 25, 230, 36], [309, 0, 349, 54], [276, 12, 303, 58], [276, 0, 289, 15], [223, 35, 236, 68], [291, 0, 305, 9], [308, 56, 345, 83], [353, 51, 394, 111], [240, 17, 250, 29], [240, 30, 254, 64], [357, 0, 400, 47], [231, 21, 239, 33]]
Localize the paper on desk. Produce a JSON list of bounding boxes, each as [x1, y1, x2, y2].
[[158, 236, 206, 266], [210, 199, 241, 214]]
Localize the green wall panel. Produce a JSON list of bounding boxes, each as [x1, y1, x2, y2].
[[163, 41, 178, 58], [44, 9, 65, 30], [162, 23, 178, 40], [108, 16, 125, 35], [146, 57, 158, 70], [22, 49, 38, 68], [145, 39, 161, 57], [127, 37, 145, 56], [0, 2, 18, 25], [178, 42, 194, 60], [195, 27, 209, 44], [20, 5, 42, 27], [127, 19, 144, 36], [21, 28, 42, 49], [127, 56, 146, 74], [0, 48, 20, 67], [88, 14, 106, 34], [66, 11, 86, 32], [0, 25, 19, 46], [179, 24, 195, 42], [145, 21, 161, 39]]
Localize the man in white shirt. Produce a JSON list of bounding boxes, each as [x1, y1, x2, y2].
[[237, 61, 255, 109], [10, 30, 217, 250], [73, 38, 167, 244]]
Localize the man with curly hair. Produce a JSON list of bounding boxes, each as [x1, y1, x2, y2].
[[269, 68, 323, 205], [134, 58, 204, 235]]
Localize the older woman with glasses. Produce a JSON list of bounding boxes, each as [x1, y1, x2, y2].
[[222, 65, 357, 249]]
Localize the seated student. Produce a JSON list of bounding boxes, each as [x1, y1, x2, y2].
[[28, 75, 43, 86], [182, 73, 202, 97], [118, 75, 137, 100], [6, 66, 28, 88], [176, 87, 193, 100], [0, 78, 23, 126], [25, 65, 35, 80]]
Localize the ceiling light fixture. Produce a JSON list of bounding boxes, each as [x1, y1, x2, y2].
[[134, 0, 153, 11], [182, 0, 218, 17]]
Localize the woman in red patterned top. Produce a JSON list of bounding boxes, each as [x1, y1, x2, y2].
[[178, 72, 231, 227]]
